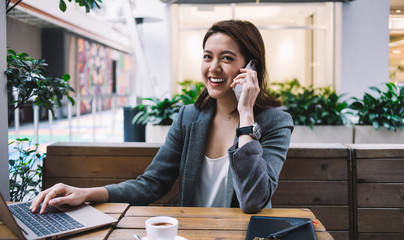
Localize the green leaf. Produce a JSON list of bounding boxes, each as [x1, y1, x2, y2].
[[59, 0, 67, 12], [63, 74, 71, 81], [7, 49, 17, 56], [372, 120, 380, 129]]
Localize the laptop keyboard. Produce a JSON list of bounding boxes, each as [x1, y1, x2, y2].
[[8, 202, 84, 237]]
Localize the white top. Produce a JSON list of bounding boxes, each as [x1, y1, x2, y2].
[[192, 154, 230, 207]]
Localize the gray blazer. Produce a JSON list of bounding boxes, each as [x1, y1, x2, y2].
[[105, 104, 293, 213]]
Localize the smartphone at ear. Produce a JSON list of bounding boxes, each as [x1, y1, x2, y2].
[[233, 60, 257, 101]]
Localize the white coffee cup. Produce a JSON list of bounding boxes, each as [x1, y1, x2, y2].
[[145, 216, 178, 240]]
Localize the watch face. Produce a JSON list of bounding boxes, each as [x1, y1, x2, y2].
[[252, 123, 261, 139]]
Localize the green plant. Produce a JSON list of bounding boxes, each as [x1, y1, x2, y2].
[[59, 0, 102, 12], [9, 138, 44, 202], [132, 97, 183, 126], [349, 82, 404, 130], [174, 80, 205, 105], [133, 81, 204, 126], [6, 49, 75, 117], [269, 79, 348, 128], [315, 88, 348, 125], [6, 50, 75, 201]]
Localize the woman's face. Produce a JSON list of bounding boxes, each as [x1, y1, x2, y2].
[[201, 32, 246, 100]]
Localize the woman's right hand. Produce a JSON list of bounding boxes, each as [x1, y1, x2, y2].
[[30, 183, 93, 214]]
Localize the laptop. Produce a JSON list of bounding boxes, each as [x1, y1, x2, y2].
[[0, 192, 118, 240]]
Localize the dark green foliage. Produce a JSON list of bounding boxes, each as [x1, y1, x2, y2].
[[269, 79, 348, 128], [174, 80, 205, 105], [59, 0, 102, 12], [133, 81, 204, 126], [132, 97, 183, 126], [349, 83, 404, 130], [6, 49, 75, 117], [9, 138, 44, 202]]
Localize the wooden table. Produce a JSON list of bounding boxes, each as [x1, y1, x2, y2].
[[111, 206, 334, 240], [0, 204, 334, 239]]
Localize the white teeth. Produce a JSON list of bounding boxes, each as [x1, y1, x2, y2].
[[210, 78, 225, 83]]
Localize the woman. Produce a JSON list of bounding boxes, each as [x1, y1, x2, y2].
[[31, 19, 293, 214]]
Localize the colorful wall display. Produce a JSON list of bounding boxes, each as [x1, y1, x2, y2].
[[75, 37, 134, 114]]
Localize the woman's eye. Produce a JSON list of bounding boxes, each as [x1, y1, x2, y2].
[[223, 56, 233, 61], [203, 54, 212, 60]]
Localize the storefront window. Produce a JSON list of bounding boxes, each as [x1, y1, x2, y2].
[[389, 15, 404, 84], [172, 2, 336, 89]]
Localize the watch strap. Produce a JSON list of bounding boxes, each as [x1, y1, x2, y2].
[[236, 125, 254, 137]]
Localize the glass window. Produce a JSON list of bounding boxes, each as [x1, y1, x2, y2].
[[172, 3, 335, 89], [389, 15, 404, 84]]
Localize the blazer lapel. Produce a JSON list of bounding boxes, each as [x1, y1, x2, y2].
[[180, 106, 215, 206]]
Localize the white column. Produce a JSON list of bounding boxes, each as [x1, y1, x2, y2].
[[0, 1, 10, 199], [339, 0, 390, 99]]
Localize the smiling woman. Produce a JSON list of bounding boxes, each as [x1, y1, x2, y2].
[[31, 19, 293, 215]]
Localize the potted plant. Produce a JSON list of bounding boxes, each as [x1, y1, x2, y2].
[[132, 96, 182, 143], [6, 50, 75, 117], [132, 81, 204, 143], [5, 0, 99, 202], [6, 50, 75, 200], [269, 79, 352, 143], [349, 82, 404, 143], [123, 105, 146, 142], [9, 138, 44, 202]]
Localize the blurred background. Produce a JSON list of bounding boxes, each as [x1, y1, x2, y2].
[[3, 0, 402, 145]]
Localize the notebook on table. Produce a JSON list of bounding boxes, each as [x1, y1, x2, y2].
[[0, 192, 117, 240], [245, 216, 317, 240]]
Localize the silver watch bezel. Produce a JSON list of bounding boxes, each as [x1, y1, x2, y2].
[[251, 122, 261, 139]]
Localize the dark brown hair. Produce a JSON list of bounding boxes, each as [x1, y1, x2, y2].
[[194, 19, 281, 112]]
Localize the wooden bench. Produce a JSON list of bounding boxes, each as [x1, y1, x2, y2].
[[348, 144, 404, 240], [43, 142, 178, 206], [44, 142, 404, 240], [272, 143, 352, 240]]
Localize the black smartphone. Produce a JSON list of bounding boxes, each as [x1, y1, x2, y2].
[[233, 60, 257, 101]]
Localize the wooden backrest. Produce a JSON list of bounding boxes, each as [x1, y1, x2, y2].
[[348, 144, 404, 239], [44, 141, 404, 240], [43, 142, 178, 206], [272, 143, 352, 240]]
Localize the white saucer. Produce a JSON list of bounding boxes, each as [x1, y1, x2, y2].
[[139, 236, 187, 240]]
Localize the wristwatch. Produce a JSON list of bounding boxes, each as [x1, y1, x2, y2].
[[236, 122, 261, 140]]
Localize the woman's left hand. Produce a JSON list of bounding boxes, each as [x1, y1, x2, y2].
[[230, 67, 260, 116]]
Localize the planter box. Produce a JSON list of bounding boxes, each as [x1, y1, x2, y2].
[[354, 126, 404, 144], [291, 125, 354, 144], [123, 107, 145, 142], [146, 125, 170, 143]]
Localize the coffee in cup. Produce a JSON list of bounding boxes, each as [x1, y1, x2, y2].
[[145, 216, 178, 240]]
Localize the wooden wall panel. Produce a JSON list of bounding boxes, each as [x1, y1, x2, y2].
[[350, 144, 404, 239], [44, 156, 153, 178], [358, 233, 404, 240], [272, 181, 348, 205], [357, 208, 404, 233], [279, 158, 347, 180], [46, 142, 161, 156], [357, 183, 404, 208], [356, 159, 404, 183]]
